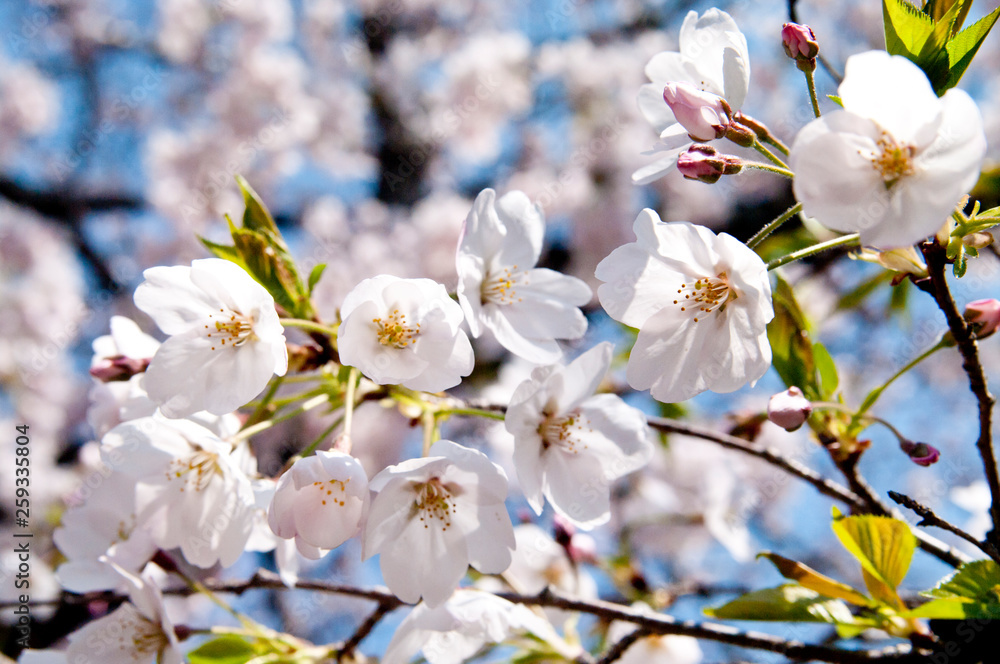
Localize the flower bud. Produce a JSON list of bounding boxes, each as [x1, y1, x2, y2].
[[767, 386, 812, 431], [899, 440, 940, 467], [782, 23, 819, 60], [662, 82, 731, 142], [677, 145, 743, 183], [964, 298, 1000, 339], [963, 232, 994, 249], [89, 355, 150, 382]]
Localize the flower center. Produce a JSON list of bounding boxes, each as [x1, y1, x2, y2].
[[539, 409, 590, 454], [116, 603, 170, 657], [205, 308, 255, 351], [481, 265, 525, 306], [414, 477, 458, 531], [373, 309, 420, 348], [869, 131, 916, 188], [672, 272, 739, 322], [167, 450, 222, 492], [312, 477, 350, 507]]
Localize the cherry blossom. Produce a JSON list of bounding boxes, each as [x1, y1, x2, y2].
[[363, 440, 515, 607], [789, 51, 986, 248], [456, 188, 591, 364], [64, 565, 181, 664], [607, 603, 703, 664], [89, 316, 160, 382], [338, 275, 474, 392], [382, 590, 563, 664], [268, 450, 370, 558], [595, 210, 773, 403], [101, 416, 256, 568], [134, 258, 288, 417], [633, 8, 750, 185], [505, 342, 652, 528]]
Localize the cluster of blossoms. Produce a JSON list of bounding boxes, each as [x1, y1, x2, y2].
[[21, 3, 998, 662]]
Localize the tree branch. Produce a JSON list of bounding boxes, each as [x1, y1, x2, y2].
[[889, 490, 999, 563], [649, 416, 969, 568], [921, 241, 1000, 551], [337, 600, 396, 660]]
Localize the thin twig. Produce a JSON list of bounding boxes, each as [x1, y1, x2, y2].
[[651, 416, 969, 568], [922, 242, 1000, 550], [889, 490, 999, 563], [647, 415, 868, 510], [337, 601, 397, 660], [595, 628, 654, 664]]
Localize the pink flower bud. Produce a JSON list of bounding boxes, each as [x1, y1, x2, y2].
[[767, 386, 812, 431], [899, 440, 940, 467], [677, 145, 743, 183], [965, 298, 1000, 339], [782, 23, 819, 61], [89, 355, 150, 382], [662, 82, 730, 142]]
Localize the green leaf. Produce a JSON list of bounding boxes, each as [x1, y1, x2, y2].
[[831, 509, 916, 609], [766, 274, 820, 400], [308, 263, 327, 295], [758, 552, 873, 607], [235, 175, 282, 242], [813, 342, 839, 398], [232, 228, 300, 314], [884, 0, 936, 61], [705, 584, 859, 625], [200, 235, 248, 268], [826, 94, 843, 107], [187, 635, 258, 664], [925, 560, 1000, 601], [943, 5, 1000, 92]]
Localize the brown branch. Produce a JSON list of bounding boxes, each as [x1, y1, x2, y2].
[[889, 490, 1000, 563], [921, 241, 1000, 551], [0, 572, 938, 662], [595, 628, 654, 664], [648, 415, 870, 511], [337, 600, 397, 660], [650, 416, 968, 568]]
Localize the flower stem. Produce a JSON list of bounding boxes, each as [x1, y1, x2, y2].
[[804, 68, 822, 118], [747, 203, 803, 248], [279, 318, 338, 337], [421, 409, 439, 457], [810, 401, 909, 443], [766, 233, 860, 270], [742, 161, 795, 178], [243, 374, 285, 428], [299, 413, 345, 458], [751, 141, 790, 170], [340, 367, 359, 453], [231, 393, 331, 442], [438, 407, 506, 421], [852, 337, 951, 421]]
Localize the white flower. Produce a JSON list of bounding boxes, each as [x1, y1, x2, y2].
[[339, 275, 474, 392], [134, 258, 288, 418], [65, 565, 182, 664], [53, 471, 157, 593], [90, 315, 160, 381], [363, 440, 515, 607], [101, 417, 256, 568], [789, 51, 986, 249], [595, 210, 773, 403], [505, 342, 652, 528], [633, 9, 750, 185], [268, 450, 370, 559], [383, 589, 563, 664], [456, 188, 591, 364]]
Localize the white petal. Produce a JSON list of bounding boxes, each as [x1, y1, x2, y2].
[[637, 82, 677, 134], [495, 190, 544, 269]]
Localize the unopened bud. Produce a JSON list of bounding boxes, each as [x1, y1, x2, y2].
[[677, 145, 743, 183], [964, 298, 1000, 339], [899, 440, 940, 467], [963, 232, 994, 249], [782, 23, 819, 71], [89, 355, 150, 382], [767, 386, 812, 431], [662, 82, 731, 142], [722, 121, 757, 148]]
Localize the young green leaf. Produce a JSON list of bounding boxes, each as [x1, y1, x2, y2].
[[187, 635, 259, 664], [705, 584, 860, 625], [831, 509, 916, 609], [813, 342, 839, 398], [943, 5, 1000, 92], [308, 263, 327, 295], [758, 552, 873, 607]]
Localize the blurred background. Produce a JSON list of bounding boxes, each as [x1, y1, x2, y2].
[[3, 0, 1000, 661]]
